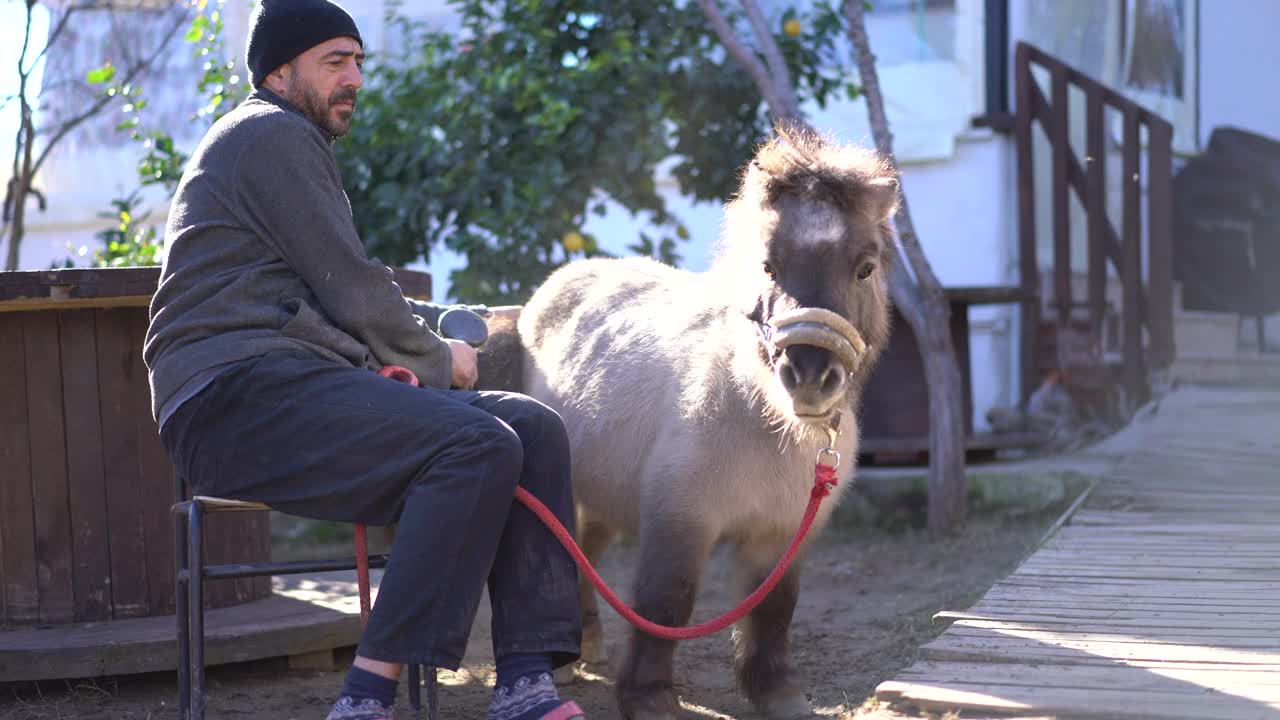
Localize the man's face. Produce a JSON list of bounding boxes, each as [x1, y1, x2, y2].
[[278, 36, 365, 137]]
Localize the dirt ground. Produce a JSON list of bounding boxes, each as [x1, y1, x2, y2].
[[0, 495, 1071, 720]]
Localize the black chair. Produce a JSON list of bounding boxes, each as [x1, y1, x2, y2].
[[173, 486, 438, 720]]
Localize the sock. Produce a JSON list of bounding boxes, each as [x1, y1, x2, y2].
[[489, 653, 562, 720], [337, 665, 397, 708]]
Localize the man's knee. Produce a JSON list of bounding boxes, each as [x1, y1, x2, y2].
[[501, 394, 570, 454], [466, 416, 526, 475]]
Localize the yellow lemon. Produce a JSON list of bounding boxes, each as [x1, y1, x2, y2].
[[783, 18, 802, 37], [562, 231, 585, 253]]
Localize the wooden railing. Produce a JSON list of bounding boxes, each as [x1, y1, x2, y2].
[[1014, 42, 1176, 407]]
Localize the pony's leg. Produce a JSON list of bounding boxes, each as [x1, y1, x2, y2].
[[554, 516, 615, 685], [577, 518, 616, 665], [732, 542, 817, 720], [616, 516, 714, 720]]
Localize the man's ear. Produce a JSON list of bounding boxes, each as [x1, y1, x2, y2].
[[263, 63, 292, 95]]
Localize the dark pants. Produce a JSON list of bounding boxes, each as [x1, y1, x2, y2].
[[160, 351, 582, 670]]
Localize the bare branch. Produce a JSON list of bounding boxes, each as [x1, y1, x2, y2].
[[845, 0, 966, 534], [27, 5, 88, 74], [697, 0, 793, 123], [843, 0, 942, 300], [30, 7, 190, 178], [738, 0, 801, 118], [17, 0, 36, 81]]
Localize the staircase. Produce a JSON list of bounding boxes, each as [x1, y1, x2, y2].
[[1170, 286, 1280, 385]]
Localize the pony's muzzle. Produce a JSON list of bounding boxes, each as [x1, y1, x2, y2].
[[778, 345, 847, 398], [768, 307, 867, 415], [768, 308, 867, 374]]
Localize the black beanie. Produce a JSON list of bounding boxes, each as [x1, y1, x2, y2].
[[246, 0, 363, 87]]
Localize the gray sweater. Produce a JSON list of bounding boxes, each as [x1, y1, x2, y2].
[[145, 89, 454, 423]]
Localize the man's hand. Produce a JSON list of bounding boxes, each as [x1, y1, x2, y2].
[[446, 338, 478, 389]]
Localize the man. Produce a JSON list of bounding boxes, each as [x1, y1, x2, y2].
[[145, 2, 585, 718]]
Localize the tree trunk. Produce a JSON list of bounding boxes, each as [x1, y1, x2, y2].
[[6, 182, 24, 271], [844, 0, 966, 534], [5, 111, 34, 272]]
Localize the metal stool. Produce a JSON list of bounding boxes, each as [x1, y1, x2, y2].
[[173, 486, 438, 720]]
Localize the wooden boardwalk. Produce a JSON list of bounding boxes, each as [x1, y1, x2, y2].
[[876, 387, 1280, 719]]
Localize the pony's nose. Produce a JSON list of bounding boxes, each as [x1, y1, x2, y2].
[[779, 345, 847, 397]]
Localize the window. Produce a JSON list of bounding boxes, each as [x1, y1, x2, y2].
[[1120, 0, 1198, 153], [866, 0, 958, 65]]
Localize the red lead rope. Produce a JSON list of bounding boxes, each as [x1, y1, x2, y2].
[[375, 365, 838, 640], [513, 467, 837, 640]]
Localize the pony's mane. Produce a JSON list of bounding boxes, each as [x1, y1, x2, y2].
[[712, 124, 899, 270], [744, 123, 897, 213]]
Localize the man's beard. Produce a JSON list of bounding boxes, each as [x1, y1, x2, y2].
[[287, 80, 357, 138]]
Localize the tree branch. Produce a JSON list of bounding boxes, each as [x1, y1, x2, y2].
[[30, 7, 190, 178], [697, 0, 791, 121], [845, 0, 966, 535], [843, 0, 943, 300], [738, 0, 801, 118], [26, 4, 90, 75]]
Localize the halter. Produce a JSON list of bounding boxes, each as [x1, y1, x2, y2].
[[753, 306, 869, 375]]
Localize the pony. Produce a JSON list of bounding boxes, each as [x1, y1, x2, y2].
[[510, 126, 900, 719]]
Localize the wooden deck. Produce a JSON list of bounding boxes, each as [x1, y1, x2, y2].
[[876, 387, 1280, 719], [0, 570, 378, 682]]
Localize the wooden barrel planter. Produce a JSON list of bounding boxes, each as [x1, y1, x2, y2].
[[0, 267, 432, 631], [0, 268, 268, 627]]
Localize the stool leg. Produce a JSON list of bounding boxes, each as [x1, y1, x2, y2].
[[189, 504, 206, 720], [175, 507, 191, 719], [425, 665, 438, 720], [354, 523, 372, 626], [408, 663, 421, 711]]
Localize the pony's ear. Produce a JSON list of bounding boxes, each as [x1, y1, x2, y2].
[[864, 175, 900, 223]]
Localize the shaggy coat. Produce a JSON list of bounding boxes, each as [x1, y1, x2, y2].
[[517, 127, 900, 720]]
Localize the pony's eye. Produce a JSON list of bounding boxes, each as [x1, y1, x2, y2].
[[763, 262, 776, 280], [856, 262, 876, 281]]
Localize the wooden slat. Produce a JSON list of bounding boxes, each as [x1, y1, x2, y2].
[[95, 308, 150, 619], [1050, 63, 1071, 323], [944, 609, 1280, 628], [22, 312, 74, 625], [59, 310, 112, 622], [1121, 107, 1145, 403], [1146, 119, 1175, 367], [893, 660, 1280, 690], [920, 632, 1280, 665], [0, 313, 38, 626], [1014, 42, 1040, 404], [879, 680, 1280, 719], [1085, 86, 1107, 328], [131, 310, 175, 616], [945, 620, 1280, 645]]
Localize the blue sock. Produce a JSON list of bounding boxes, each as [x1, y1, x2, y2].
[[338, 665, 397, 708], [496, 652, 553, 688], [489, 653, 562, 720]]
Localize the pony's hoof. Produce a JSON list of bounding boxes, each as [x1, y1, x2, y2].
[[759, 690, 819, 720], [553, 663, 578, 686], [619, 688, 679, 720]]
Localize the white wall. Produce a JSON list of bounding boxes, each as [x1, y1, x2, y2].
[[1198, 0, 1280, 146]]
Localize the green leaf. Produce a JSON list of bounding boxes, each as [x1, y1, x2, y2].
[[185, 15, 208, 43], [86, 64, 116, 85]]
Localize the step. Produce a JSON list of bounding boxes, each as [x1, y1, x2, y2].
[[1170, 351, 1280, 386], [1173, 310, 1241, 356]]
